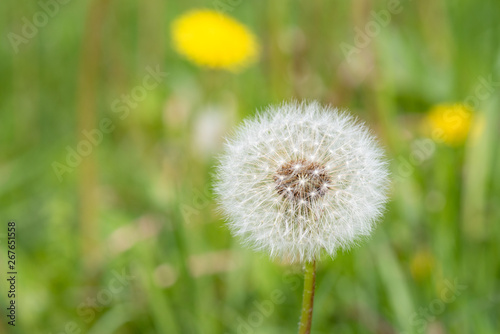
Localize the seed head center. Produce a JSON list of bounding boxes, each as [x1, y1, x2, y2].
[[273, 159, 331, 202]]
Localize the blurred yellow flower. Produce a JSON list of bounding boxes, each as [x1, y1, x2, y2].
[[171, 10, 259, 71], [424, 103, 473, 146], [410, 249, 435, 282]]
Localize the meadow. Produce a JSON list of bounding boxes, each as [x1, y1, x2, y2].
[[0, 0, 499, 333]]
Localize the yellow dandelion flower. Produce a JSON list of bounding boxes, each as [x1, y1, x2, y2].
[[424, 103, 473, 146], [171, 10, 259, 71], [410, 249, 435, 282]]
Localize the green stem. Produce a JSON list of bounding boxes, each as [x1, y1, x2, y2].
[[298, 260, 316, 334]]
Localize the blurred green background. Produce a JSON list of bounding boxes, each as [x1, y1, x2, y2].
[[1, 0, 500, 333]]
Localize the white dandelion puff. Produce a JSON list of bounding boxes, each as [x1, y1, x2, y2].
[[214, 101, 390, 263]]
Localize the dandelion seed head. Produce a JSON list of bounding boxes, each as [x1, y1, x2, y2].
[[273, 159, 331, 202], [215, 101, 390, 263]]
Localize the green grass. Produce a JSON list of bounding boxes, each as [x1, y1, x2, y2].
[[1, 0, 499, 333]]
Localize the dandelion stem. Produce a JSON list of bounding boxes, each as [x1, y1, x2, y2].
[[298, 260, 316, 334]]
